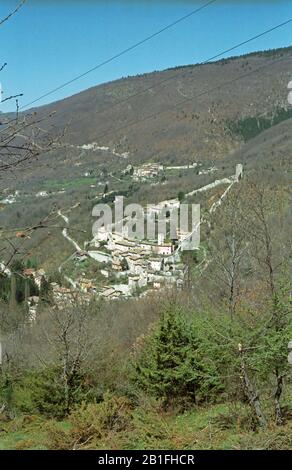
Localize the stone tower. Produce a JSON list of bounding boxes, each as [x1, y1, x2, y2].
[[235, 164, 243, 182]]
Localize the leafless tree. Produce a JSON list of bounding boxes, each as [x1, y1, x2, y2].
[[246, 182, 287, 297], [0, 109, 57, 176], [209, 187, 250, 318], [245, 181, 290, 425], [0, 1, 66, 273], [206, 178, 290, 426], [0, 1, 68, 387], [1, 299, 98, 414], [238, 343, 267, 428], [38, 302, 95, 413]]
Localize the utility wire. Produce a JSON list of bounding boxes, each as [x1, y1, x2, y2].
[[12, 15, 292, 147], [0, 0, 26, 27], [20, 0, 217, 110], [93, 53, 292, 143], [87, 17, 292, 119], [64, 16, 292, 142], [21, 16, 292, 134]]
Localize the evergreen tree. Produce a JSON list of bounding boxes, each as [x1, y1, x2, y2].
[[178, 191, 185, 203], [133, 307, 218, 407], [0, 274, 11, 303], [39, 276, 53, 304]]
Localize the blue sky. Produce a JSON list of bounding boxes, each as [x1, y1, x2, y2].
[[0, 0, 291, 112]]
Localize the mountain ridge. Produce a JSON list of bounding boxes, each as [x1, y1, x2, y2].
[[20, 45, 292, 166]]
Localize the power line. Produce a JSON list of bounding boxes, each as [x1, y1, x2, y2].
[[72, 16, 292, 142], [0, 0, 26, 27], [7, 18, 292, 145], [20, 0, 217, 110], [93, 53, 292, 143], [21, 16, 292, 135], [87, 17, 292, 119]]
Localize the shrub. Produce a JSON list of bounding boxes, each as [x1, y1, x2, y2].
[[129, 396, 173, 449], [11, 367, 93, 419], [46, 393, 132, 450]]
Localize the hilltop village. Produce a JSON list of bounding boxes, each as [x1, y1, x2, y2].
[[0, 161, 243, 317]]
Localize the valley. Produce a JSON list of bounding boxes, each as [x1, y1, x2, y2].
[[0, 34, 291, 452]]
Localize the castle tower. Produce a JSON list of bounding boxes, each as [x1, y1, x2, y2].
[[235, 164, 243, 182]]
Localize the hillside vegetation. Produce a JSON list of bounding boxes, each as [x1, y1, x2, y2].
[[0, 46, 291, 450]]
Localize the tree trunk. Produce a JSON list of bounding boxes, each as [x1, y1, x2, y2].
[[24, 278, 30, 303], [229, 277, 235, 321], [274, 371, 284, 425], [228, 236, 237, 320], [63, 363, 70, 416], [239, 345, 267, 428], [24, 279, 30, 314], [9, 274, 17, 311]]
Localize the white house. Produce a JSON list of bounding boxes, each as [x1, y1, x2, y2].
[[147, 199, 180, 218], [127, 255, 145, 275], [112, 284, 132, 296], [94, 226, 111, 242], [153, 243, 173, 256], [148, 258, 162, 272], [88, 251, 112, 264], [128, 275, 140, 291], [138, 272, 148, 288]]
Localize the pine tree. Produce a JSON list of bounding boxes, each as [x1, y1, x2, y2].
[[133, 307, 213, 407], [39, 276, 52, 304]]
